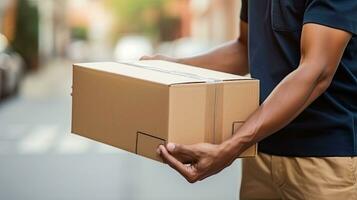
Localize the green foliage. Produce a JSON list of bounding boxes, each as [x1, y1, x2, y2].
[[71, 26, 88, 41], [106, 0, 166, 39], [11, 0, 39, 70]]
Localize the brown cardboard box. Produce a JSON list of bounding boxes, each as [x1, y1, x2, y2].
[[71, 60, 259, 162]]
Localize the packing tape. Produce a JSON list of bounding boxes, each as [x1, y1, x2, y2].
[[118, 61, 223, 144], [118, 61, 223, 83]]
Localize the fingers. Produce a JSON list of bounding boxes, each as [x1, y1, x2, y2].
[[139, 55, 154, 60], [158, 145, 199, 183], [157, 145, 193, 164], [171, 153, 195, 164], [139, 54, 162, 60], [140, 54, 177, 63], [198, 167, 223, 181], [166, 143, 198, 160]]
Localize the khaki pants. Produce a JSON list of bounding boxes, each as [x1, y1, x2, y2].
[[240, 153, 357, 200]]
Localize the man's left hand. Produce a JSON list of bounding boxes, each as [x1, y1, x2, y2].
[[157, 142, 237, 183]]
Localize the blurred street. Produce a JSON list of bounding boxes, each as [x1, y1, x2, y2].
[[0, 60, 242, 200], [0, 0, 244, 199]]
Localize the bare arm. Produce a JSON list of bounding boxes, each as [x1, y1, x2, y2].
[[141, 21, 249, 76], [225, 23, 351, 156], [157, 23, 352, 183]]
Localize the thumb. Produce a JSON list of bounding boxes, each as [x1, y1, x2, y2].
[[166, 143, 197, 158], [166, 143, 176, 152]]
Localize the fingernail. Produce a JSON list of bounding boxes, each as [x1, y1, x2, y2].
[[166, 143, 175, 152], [156, 147, 161, 155]]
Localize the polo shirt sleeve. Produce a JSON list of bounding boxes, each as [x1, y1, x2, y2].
[[304, 0, 357, 35], [240, 0, 248, 23]]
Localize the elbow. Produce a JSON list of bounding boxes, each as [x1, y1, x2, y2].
[[299, 55, 338, 93], [315, 77, 332, 95], [313, 65, 335, 95], [237, 33, 248, 48]]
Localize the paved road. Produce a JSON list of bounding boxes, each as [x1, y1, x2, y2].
[[0, 60, 242, 200]]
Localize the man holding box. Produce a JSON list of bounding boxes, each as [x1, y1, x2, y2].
[[142, 0, 357, 199]]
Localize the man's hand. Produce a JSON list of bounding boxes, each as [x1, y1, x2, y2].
[[140, 54, 179, 63], [157, 142, 236, 183], [155, 23, 352, 183]]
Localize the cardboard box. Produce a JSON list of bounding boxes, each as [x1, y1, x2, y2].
[[71, 60, 259, 162]]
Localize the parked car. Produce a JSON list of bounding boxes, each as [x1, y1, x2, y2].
[[0, 34, 25, 100], [0, 64, 2, 98]]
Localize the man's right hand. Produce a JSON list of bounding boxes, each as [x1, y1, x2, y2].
[[140, 54, 180, 63]]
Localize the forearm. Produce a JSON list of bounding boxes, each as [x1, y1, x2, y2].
[[222, 63, 332, 157], [178, 40, 249, 75], [221, 23, 352, 157]]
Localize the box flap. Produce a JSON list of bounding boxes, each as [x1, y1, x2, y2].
[[127, 60, 252, 82], [74, 60, 252, 86], [74, 62, 205, 85]]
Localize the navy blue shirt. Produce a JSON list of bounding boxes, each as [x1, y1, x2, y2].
[[241, 0, 357, 156]]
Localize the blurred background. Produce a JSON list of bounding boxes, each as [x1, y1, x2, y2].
[[0, 0, 244, 199]]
